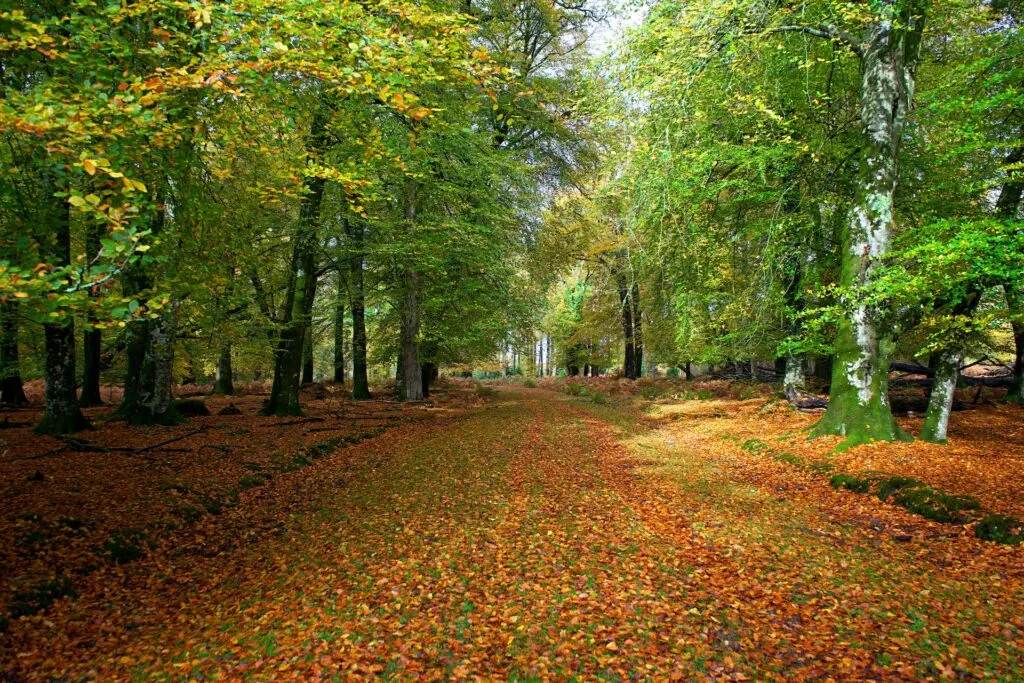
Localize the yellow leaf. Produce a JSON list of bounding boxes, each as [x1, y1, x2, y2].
[[83, 159, 97, 175]]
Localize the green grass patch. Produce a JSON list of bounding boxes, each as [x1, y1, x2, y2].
[[740, 438, 769, 454], [891, 488, 980, 524], [875, 476, 923, 502], [974, 514, 1024, 544], [772, 452, 805, 466], [830, 474, 872, 494]]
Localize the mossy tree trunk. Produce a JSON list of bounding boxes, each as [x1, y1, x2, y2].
[[0, 301, 28, 406], [920, 293, 981, 443], [920, 350, 959, 443], [35, 192, 89, 435], [263, 108, 327, 416], [812, 3, 925, 449], [301, 325, 314, 385]]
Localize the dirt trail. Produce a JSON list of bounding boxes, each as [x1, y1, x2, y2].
[[2, 388, 1022, 680]]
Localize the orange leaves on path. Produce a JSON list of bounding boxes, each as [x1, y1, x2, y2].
[[2, 381, 1023, 679]]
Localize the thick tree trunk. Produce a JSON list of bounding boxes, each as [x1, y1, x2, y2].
[[36, 193, 89, 434], [784, 354, 805, 391], [398, 269, 424, 401], [264, 109, 327, 415], [398, 180, 423, 402], [301, 325, 314, 385], [0, 301, 28, 406], [813, 4, 925, 449], [345, 220, 371, 400], [212, 344, 234, 395]]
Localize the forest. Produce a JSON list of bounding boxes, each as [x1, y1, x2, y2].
[[1, 0, 1023, 679]]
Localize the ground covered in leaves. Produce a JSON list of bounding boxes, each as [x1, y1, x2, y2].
[[1, 378, 1023, 680]]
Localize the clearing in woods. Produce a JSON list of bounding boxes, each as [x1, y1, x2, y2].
[[2, 384, 1023, 680]]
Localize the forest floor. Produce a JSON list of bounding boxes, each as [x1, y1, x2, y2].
[[1, 379, 1023, 680]]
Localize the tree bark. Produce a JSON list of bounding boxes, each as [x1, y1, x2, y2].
[[996, 147, 1024, 404], [345, 220, 371, 400], [35, 195, 89, 434], [212, 344, 234, 395], [0, 301, 28, 406], [631, 281, 643, 376], [334, 271, 346, 384], [813, 3, 925, 449], [264, 108, 327, 415], [301, 324, 314, 385], [398, 269, 424, 401], [398, 179, 423, 401], [615, 273, 636, 379], [920, 349, 959, 443], [79, 221, 104, 407]]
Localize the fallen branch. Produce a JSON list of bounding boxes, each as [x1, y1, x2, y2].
[[268, 417, 325, 427], [785, 386, 828, 412]]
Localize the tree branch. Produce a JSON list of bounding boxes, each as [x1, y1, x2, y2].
[[759, 24, 863, 58]]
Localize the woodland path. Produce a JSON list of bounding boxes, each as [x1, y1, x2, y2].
[[4, 388, 1023, 680]]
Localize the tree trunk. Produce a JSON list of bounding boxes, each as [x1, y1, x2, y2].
[[301, 324, 314, 385], [212, 344, 234, 395], [35, 197, 89, 434], [398, 180, 423, 402], [615, 273, 636, 379], [813, 4, 925, 449], [334, 273, 346, 384], [264, 108, 327, 415], [1007, 287, 1024, 405], [399, 269, 424, 401], [79, 221, 104, 407], [784, 354, 805, 391], [996, 147, 1023, 404], [920, 349, 959, 443], [631, 282, 643, 376], [345, 220, 371, 400], [421, 361, 437, 398], [0, 301, 28, 406]]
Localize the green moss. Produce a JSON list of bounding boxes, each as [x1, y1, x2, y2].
[[740, 438, 769, 453], [773, 452, 805, 466], [875, 476, 923, 502], [891, 488, 980, 524], [974, 515, 1024, 544], [103, 528, 150, 563], [10, 577, 77, 617], [807, 462, 835, 474], [830, 474, 872, 494]]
